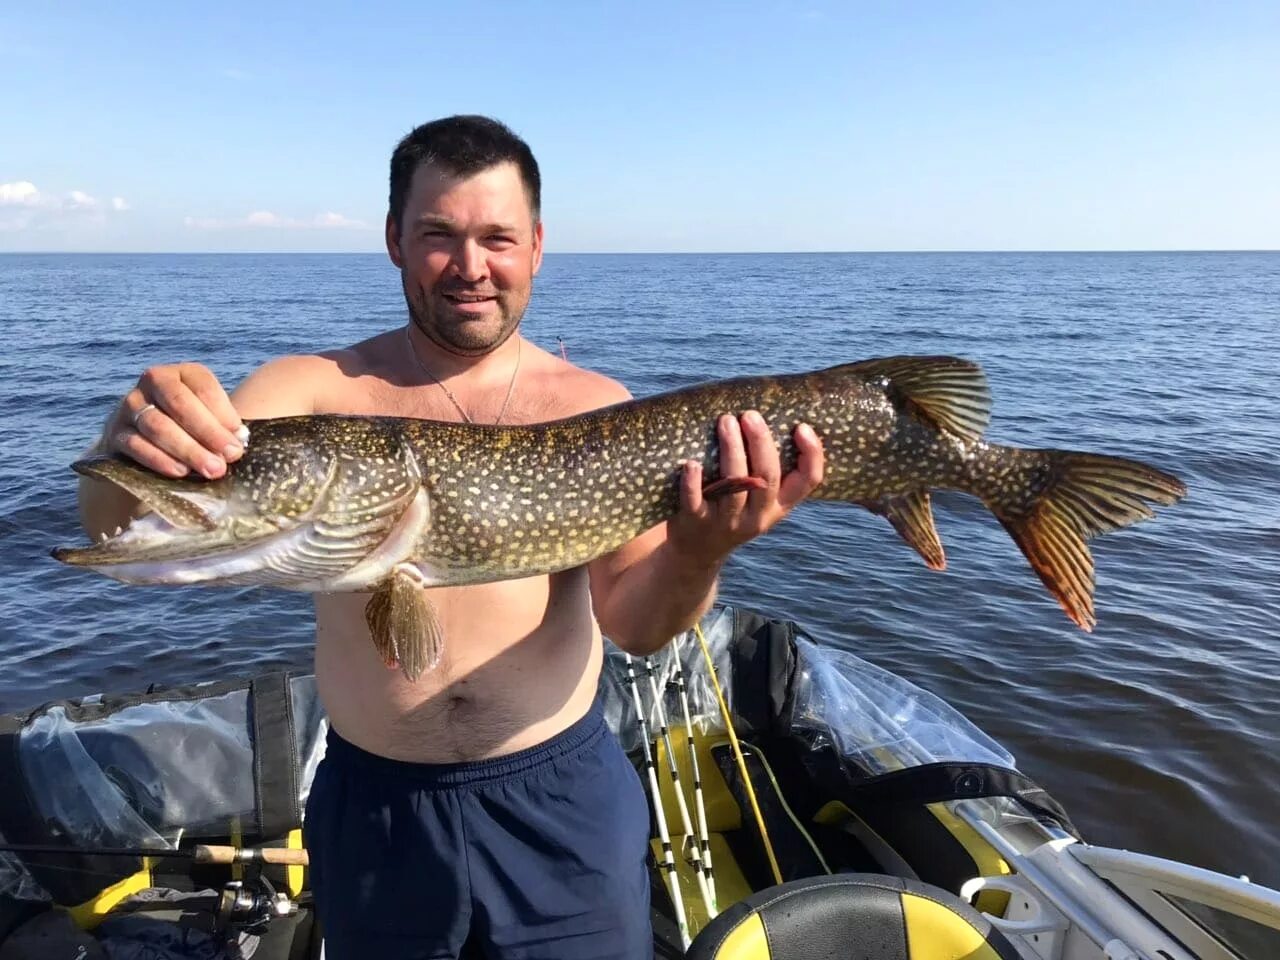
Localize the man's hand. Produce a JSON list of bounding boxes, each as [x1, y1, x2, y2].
[[101, 363, 245, 479], [669, 410, 825, 567]]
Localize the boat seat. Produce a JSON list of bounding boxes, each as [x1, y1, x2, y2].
[[684, 873, 1022, 960]]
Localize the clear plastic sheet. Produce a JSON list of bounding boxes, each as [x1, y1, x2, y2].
[[601, 606, 1015, 774], [0, 829, 49, 904], [13, 676, 326, 851], [788, 637, 1015, 773]]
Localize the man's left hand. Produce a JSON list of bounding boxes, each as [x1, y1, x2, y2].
[[669, 410, 825, 567]]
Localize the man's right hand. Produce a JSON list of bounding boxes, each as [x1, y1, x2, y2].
[[101, 363, 246, 479]]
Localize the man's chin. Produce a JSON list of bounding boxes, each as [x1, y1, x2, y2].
[[434, 316, 519, 356]]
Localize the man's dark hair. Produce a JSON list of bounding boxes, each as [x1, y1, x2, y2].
[[389, 115, 541, 230]]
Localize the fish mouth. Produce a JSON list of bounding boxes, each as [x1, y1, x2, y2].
[[50, 457, 247, 574], [51, 453, 430, 591]]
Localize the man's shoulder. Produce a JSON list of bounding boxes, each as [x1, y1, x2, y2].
[[529, 351, 633, 419], [231, 350, 361, 418], [232, 328, 404, 418]]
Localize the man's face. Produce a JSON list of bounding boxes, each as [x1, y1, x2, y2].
[[387, 161, 543, 357]]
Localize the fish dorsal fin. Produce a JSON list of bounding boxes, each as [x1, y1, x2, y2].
[[859, 490, 946, 570], [849, 356, 992, 444]]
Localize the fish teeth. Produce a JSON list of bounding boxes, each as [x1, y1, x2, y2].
[[98, 532, 109, 542]]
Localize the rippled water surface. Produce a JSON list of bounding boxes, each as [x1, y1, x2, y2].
[[1, 251, 1277, 884]]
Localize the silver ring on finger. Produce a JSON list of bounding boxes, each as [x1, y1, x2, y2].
[[132, 403, 158, 429]]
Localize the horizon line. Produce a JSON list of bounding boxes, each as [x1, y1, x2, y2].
[[2, 248, 1277, 256]]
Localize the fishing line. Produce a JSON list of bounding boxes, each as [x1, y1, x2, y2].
[[692, 621, 783, 886]]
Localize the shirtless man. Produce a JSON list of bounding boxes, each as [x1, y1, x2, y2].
[[78, 116, 824, 959]]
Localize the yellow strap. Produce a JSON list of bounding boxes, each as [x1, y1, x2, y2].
[[694, 622, 783, 886], [67, 857, 155, 929], [230, 814, 243, 882], [286, 828, 305, 897]]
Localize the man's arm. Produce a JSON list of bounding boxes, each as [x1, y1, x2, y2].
[[78, 356, 324, 540], [591, 410, 824, 656]]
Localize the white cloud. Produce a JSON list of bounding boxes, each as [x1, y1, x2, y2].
[[0, 181, 129, 231], [184, 209, 371, 230], [220, 67, 250, 81], [0, 181, 40, 206], [314, 211, 366, 228]]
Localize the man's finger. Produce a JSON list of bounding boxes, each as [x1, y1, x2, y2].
[[778, 423, 825, 509], [739, 410, 781, 513], [185, 368, 245, 455], [680, 460, 706, 517], [130, 400, 227, 479], [114, 429, 189, 478], [712, 414, 750, 520], [152, 378, 243, 462]]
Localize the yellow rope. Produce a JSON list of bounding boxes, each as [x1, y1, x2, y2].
[[692, 621, 783, 886]]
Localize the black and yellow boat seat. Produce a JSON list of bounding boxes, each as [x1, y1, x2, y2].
[[685, 873, 1022, 960]]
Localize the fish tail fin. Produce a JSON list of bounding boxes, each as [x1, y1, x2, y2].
[[364, 568, 443, 681], [981, 449, 1186, 630]]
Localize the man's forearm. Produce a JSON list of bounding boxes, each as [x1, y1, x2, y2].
[[595, 541, 722, 656]]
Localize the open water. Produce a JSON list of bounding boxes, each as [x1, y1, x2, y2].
[[1, 251, 1277, 885]]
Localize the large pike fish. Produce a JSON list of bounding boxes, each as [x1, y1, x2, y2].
[[53, 357, 1186, 679]]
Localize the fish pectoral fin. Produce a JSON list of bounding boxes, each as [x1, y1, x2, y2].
[[859, 490, 946, 571], [848, 356, 992, 444], [364, 565, 443, 682]]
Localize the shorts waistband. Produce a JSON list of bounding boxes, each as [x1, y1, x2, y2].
[[322, 700, 608, 788]]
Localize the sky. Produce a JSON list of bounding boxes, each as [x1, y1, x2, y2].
[[2, 1, 1277, 253]]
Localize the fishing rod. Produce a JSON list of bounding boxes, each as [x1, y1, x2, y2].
[[0, 842, 309, 866], [623, 651, 691, 951], [641, 653, 715, 918], [667, 631, 718, 911], [0, 842, 306, 935]]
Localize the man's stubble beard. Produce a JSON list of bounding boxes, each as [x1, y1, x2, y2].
[[403, 284, 526, 358]]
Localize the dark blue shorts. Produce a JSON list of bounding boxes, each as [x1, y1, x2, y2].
[[304, 702, 652, 959]]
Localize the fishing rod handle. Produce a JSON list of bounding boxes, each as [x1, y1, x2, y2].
[[193, 845, 310, 866]]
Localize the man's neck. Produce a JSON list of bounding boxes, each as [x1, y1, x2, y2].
[[404, 324, 523, 386]]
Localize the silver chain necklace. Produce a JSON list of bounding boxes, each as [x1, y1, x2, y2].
[[403, 326, 522, 425]]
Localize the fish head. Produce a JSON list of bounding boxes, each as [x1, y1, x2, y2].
[[51, 417, 429, 589]]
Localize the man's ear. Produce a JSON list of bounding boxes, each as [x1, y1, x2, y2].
[[531, 220, 544, 276], [386, 212, 403, 268]]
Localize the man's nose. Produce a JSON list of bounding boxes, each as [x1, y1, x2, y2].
[[451, 239, 488, 282]]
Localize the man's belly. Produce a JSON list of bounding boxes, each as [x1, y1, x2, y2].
[[313, 567, 604, 763]]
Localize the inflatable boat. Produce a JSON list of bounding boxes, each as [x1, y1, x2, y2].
[[1, 605, 1276, 959]]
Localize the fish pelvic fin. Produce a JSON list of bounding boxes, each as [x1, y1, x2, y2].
[[984, 450, 1187, 631], [860, 490, 946, 570], [364, 565, 443, 681], [849, 356, 992, 444]]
